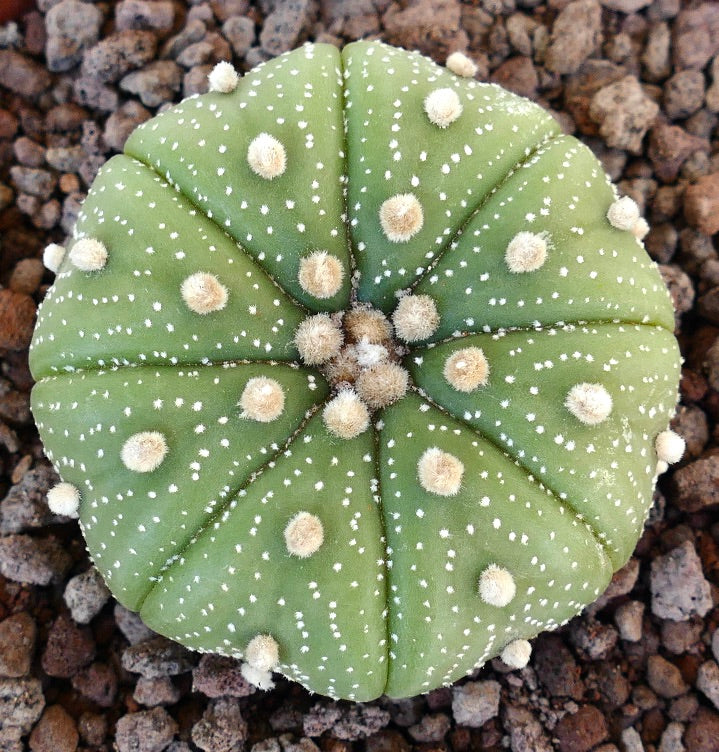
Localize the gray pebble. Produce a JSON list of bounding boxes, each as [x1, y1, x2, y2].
[[81, 30, 157, 84], [601, 0, 651, 11], [116, 707, 178, 752], [45, 0, 103, 72], [104, 100, 152, 152], [407, 713, 451, 743], [120, 60, 182, 107], [0, 678, 45, 734], [664, 70, 705, 120], [279, 736, 320, 752], [451, 680, 500, 727], [64, 567, 111, 624], [0, 534, 71, 586], [122, 636, 195, 678], [620, 727, 645, 752], [0, 464, 59, 534], [183, 64, 212, 97], [134, 676, 181, 707], [61, 191, 85, 234], [0, 726, 23, 752], [211, 0, 249, 22], [252, 739, 281, 752], [0, 613, 36, 678], [116, 0, 175, 34], [332, 705, 390, 741], [0, 50, 52, 96], [115, 602, 156, 645], [222, 15, 255, 58], [673, 456, 719, 512], [9, 166, 56, 200], [73, 76, 119, 112], [502, 704, 553, 752], [696, 660, 719, 711], [13, 136, 46, 168], [651, 541, 713, 620], [260, 0, 311, 56], [545, 0, 602, 75], [614, 600, 644, 642], [569, 618, 619, 660], [191, 697, 247, 752], [302, 703, 342, 737], [45, 145, 85, 172], [176, 40, 214, 67], [712, 628, 719, 662], [658, 721, 685, 752], [161, 18, 206, 60], [642, 21, 671, 82]]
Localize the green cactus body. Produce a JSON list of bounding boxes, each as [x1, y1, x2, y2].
[[30, 41, 681, 701]]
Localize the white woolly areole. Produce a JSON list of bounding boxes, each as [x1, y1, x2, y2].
[[478, 564, 516, 607], [607, 196, 640, 231], [240, 663, 275, 691], [180, 272, 228, 314], [245, 634, 279, 672], [69, 238, 108, 272], [121, 431, 168, 473], [446, 51, 478, 78], [247, 132, 286, 180], [443, 347, 489, 392], [655, 429, 685, 465], [379, 193, 424, 243], [294, 314, 343, 365], [284, 511, 324, 558], [501, 639, 532, 669], [565, 383, 613, 426], [632, 216, 650, 241], [356, 362, 409, 409], [323, 390, 370, 439], [417, 447, 464, 497], [355, 339, 388, 368], [298, 251, 344, 299], [424, 87, 463, 128], [239, 377, 285, 423], [43, 242, 66, 273], [208, 61, 239, 93], [505, 231, 548, 273], [656, 459, 669, 476], [392, 294, 440, 342], [47, 482, 80, 518]]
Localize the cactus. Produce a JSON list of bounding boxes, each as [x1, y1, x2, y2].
[[30, 41, 683, 702]]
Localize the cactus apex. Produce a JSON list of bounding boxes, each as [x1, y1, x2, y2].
[[294, 314, 343, 365], [46, 482, 81, 518], [356, 362, 409, 409], [565, 382, 613, 426], [322, 389, 370, 439]]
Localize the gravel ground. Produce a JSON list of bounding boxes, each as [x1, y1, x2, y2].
[[1, 1, 719, 751]]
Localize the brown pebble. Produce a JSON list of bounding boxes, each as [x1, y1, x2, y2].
[[0, 534, 71, 586], [192, 653, 255, 698], [78, 711, 107, 746], [41, 613, 96, 679], [0, 50, 51, 96], [673, 455, 719, 512], [685, 706, 719, 752], [28, 704, 79, 752], [0, 289, 36, 351], [58, 173, 80, 193], [71, 661, 118, 707], [0, 612, 36, 677], [11, 453, 33, 484], [133, 675, 181, 707], [116, 707, 178, 752], [554, 705, 608, 752], [648, 123, 709, 183], [685, 172, 719, 235], [0, 108, 19, 139], [647, 655, 689, 698], [9, 258, 44, 295], [13, 136, 46, 168], [533, 634, 585, 700]]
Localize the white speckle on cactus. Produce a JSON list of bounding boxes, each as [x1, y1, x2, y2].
[[298, 250, 344, 299], [356, 362, 409, 409], [294, 314, 343, 365], [500, 639, 532, 669], [505, 231, 548, 274], [379, 193, 424, 243], [69, 237, 108, 272], [239, 377, 285, 423], [46, 482, 81, 518], [607, 196, 640, 231], [417, 447, 464, 497], [478, 564, 516, 607], [565, 383, 613, 426], [43, 242, 66, 273], [632, 217, 650, 241], [424, 88, 463, 128], [355, 339, 388, 368], [655, 429, 685, 465], [284, 511, 324, 558], [208, 61, 240, 93], [443, 347, 489, 392], [323, 389, 370, 439], [245, 633, 280, 671], [120, 431, 168, 473], [247, 133, 287, 180], [446, 51, 478, 78], [180, 272, 229, 315], [392, 294, 440, 342]]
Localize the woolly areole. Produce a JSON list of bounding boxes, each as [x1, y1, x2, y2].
[[30, 41, 682, 702]]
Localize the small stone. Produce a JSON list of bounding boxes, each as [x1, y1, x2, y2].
[[303, 703, 342, 738], [685, 172, 719, 236], [9, 258, 44, 296], [697, 661, 719, 711], [183, 64, 212, 97], [28, 704, 79, 752], [116, 707, 178, 752], [122, 636, 195, 678], [331, 706, 391, 741], [71, 661, 118, 707], [669, 693, 699, 723], [9, 166, 56, 199], [115, 0, 175, 34], [78, 712, 107, 746], [134, 676, 181, 707], [81, 30, 157, 84], [663, 70, 705, 120], [658, 722, 685, 752], [685, 707, 719, 752], [502, 704, 553, 752], [120, 60, 183, 107], [0, 50, 51, 96], [45, 0, 103, 72], [1, 464, 59, 534], [115, 603, 156, 644], [613, 600, 644, 643], [590, 75, 659, 153], [601, 0, 651, 9], [554, 705, 608, 752], [451, 680, 500, 727], [491, 55, 538, 99], [222, 16, 255, 58], [41, 613, 95, 678], [647, 655, 689, 698], [14, 137, 45, 168], [408, 713, 451, 743], [63, 567, 110, 624], [650, 541, 713, 621], [73, 76, 119, 112], [191, 697, 247, 752], [648, 123, 709, 183], [620, 727, 644, 752], [0, 678, 45, 734], [0, 534, 71, 585], [713, 629, 719, 662], [161, 18, 206, 60], [545, 0, 602, 75], [260, 0, 311, 56], [45, 145, 85, 173], [642, 21, 671, 82], [569, 618, 619, 660], [104, 99, 152, 152], [594, 662, 631, 708], [192, 654, 255, 698], [674, 4, 719, 71], [534, 633, 585, 699], [662, 616, 702, 654], [673, 455, 719, 512], [0, 613, 36, 678]]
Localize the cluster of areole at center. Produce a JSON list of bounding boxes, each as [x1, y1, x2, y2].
[[41, 52, 688, 690]]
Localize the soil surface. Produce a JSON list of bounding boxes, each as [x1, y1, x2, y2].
[[1, 1, 719, 751]]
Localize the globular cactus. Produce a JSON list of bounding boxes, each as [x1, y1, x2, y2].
[[31, 41, 683, 702]]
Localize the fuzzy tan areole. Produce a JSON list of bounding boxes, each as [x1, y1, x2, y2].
[[31, 41, 683, 702]]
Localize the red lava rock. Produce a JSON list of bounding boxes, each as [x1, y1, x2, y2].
[[116, 707, 178, 752], [382, 0, 466, 59], [0, 50, 51, 97], [190, 697, 246, 752], [685, 706, 719, 752], [0, 612, 36, 677], [133, 675, 181, 707], [647, 655, 690, 698], [491, 56, 538, 99], [77, 712, 107, 746], [502, 704, 552, 752], [553, 704, 608, 752], [684, 172, 719, 236], [407, 713, 451, 743], [71, 661, 118, 707], [0, 289, 36, 351], [28, 704, 79, 752], [544, 0, 602, 75], [648, 123, 709, 183], [533, 634, 585, 700], [191, 653, 255, 698], [0, 534, 71, 586], [672, 456, 719, 512], [41, 613, 96, 679]]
